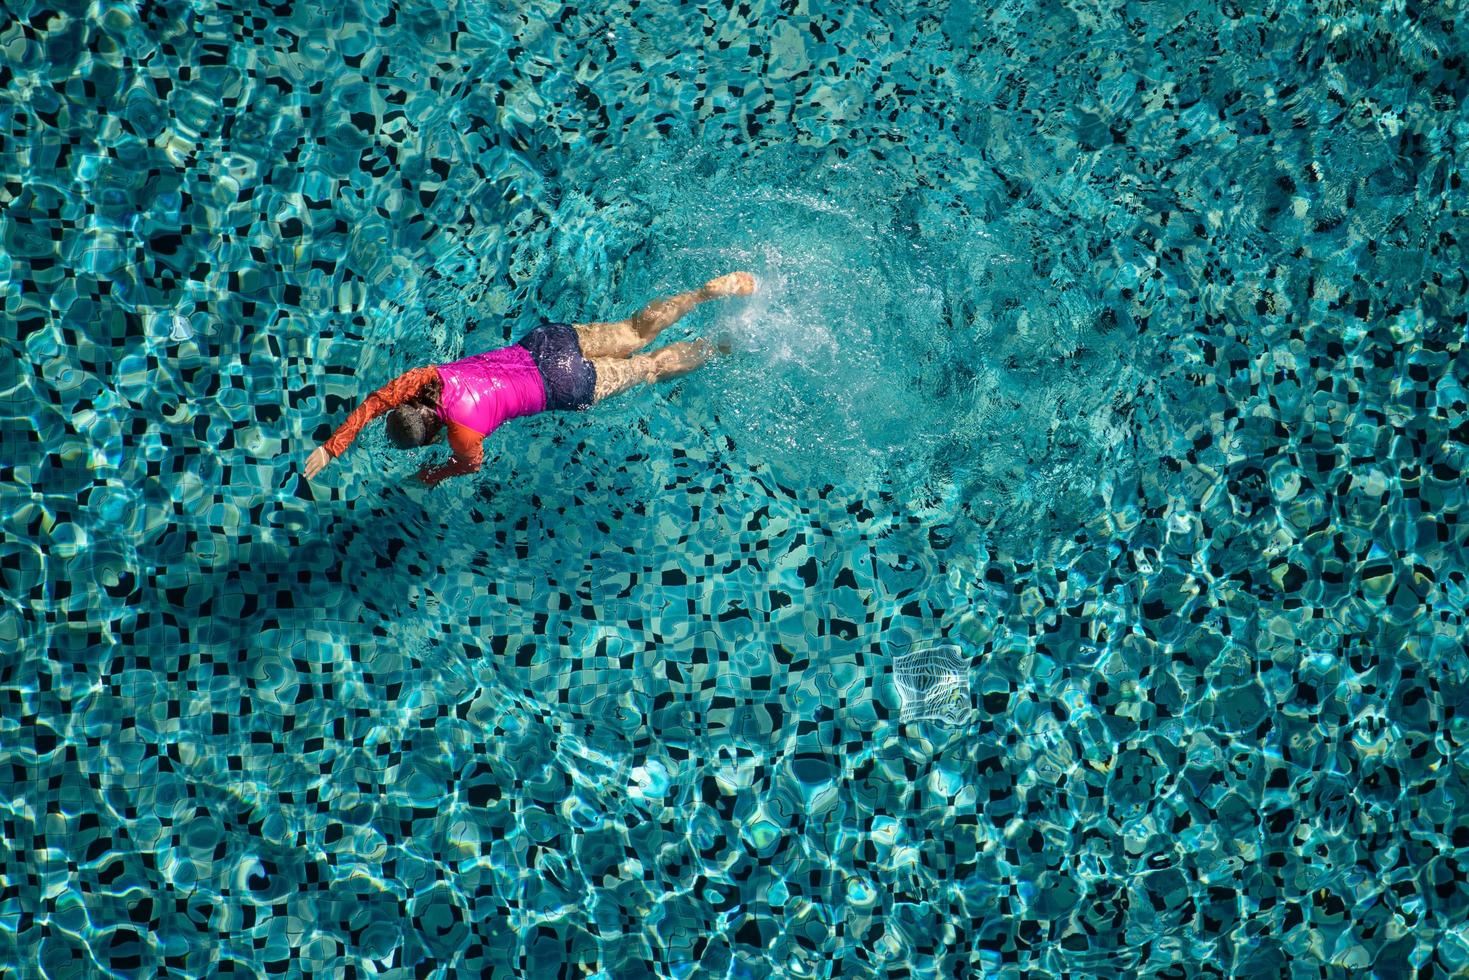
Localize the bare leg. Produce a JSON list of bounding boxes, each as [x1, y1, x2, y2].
[[576, 272, 756, 359], [647, 338, 716, 379], [591, 340, 716, 404]]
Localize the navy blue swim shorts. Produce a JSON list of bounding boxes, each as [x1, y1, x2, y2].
[[518, 322, 597, 411]]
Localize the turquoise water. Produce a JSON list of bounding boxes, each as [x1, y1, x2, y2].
[[4, 0, 1468, 975]]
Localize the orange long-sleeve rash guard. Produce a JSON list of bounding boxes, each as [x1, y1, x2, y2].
[[322, 366, 487, 484]]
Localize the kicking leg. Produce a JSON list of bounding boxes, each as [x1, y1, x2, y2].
[[576, 272, 755, 359], [590, 340, 717, 404]]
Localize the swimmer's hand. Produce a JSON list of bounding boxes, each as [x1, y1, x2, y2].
[[415, 453, 482, 486], [305, 446, 332, 479]]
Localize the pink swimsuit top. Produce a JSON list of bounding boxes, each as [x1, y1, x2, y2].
[[434, 345, 548, 434], [321, 344, 549, 485]]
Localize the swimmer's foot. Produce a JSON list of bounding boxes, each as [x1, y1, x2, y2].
[[702, 271, 756, 299]]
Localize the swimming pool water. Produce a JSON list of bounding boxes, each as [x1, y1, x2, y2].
[[4, 0, 1468, 975]]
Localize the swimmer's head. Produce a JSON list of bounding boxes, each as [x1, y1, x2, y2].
[[385, 403, 442, 448]]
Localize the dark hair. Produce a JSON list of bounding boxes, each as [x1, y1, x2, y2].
[[385, 402, 441, 448]]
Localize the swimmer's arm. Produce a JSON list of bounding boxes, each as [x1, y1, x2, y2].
[[415, 422, 485, 486], [305, 366, 439, 477]]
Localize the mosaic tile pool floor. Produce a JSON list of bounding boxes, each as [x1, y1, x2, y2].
[[4, 0, 1468, 975]]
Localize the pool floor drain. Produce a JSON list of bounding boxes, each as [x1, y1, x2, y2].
[[893, 643, 972, 725]]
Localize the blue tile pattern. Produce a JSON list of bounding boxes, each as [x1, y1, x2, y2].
[[3, 0, 1468, 975]]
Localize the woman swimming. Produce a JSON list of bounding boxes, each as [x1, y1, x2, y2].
[[304, 272, 755, 485]]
